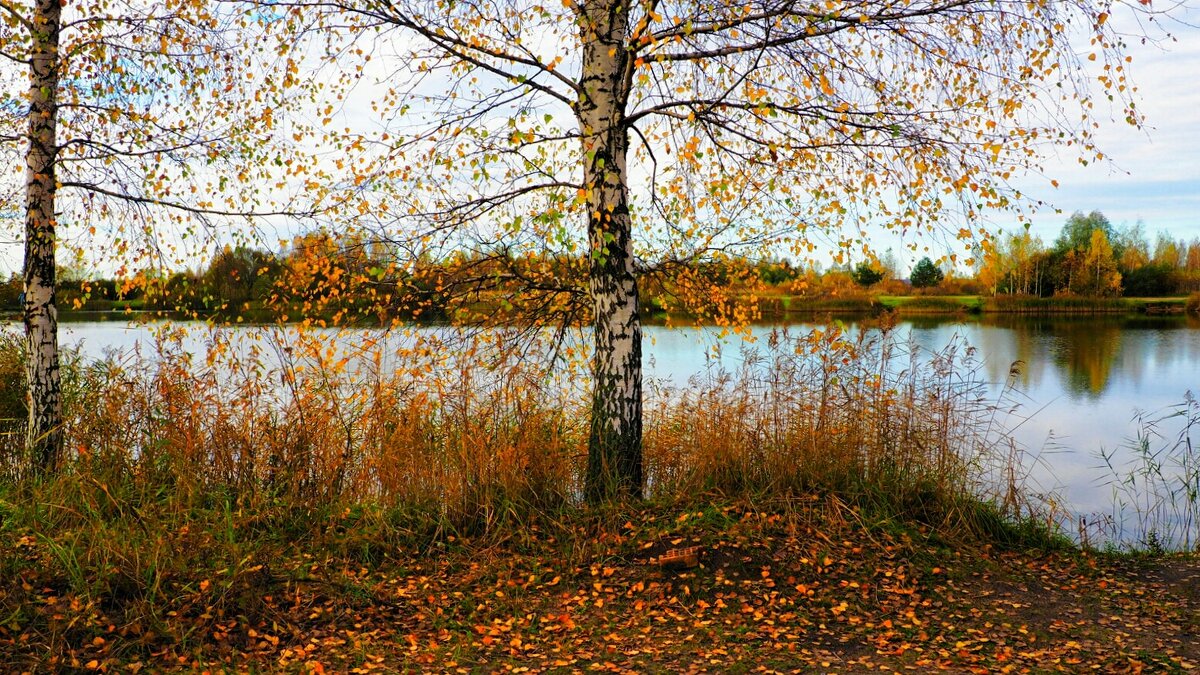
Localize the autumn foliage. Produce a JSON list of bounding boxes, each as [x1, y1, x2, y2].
[[0, 0, 1188, 668], [5, 322, 1200, 671]]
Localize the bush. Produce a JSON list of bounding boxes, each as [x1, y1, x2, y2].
[[878, 279, 910, 295], [1186, 292, 1200, 315], [1122, 264, 1175, 297], [942, 277, 985, 295], [851, 262, 884, 287]]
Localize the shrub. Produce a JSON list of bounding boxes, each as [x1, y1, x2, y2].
[[1186, 292, 1200, 315], [850, 262, 884, 287], [942, 276, 985, 295], [878, 278, 910, 295]]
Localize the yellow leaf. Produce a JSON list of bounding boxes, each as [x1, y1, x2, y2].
[[819, 74, 834, 96]]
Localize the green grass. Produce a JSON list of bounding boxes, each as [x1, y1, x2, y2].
[[878, 295, 984, 313]]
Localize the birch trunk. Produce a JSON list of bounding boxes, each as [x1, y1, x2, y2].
[[24, 0, 63, 472], [578, 0, 642, 501]]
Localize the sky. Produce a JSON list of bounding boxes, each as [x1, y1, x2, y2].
[[1010, 2, 1200, 244], [1, 4, 1199, 279]]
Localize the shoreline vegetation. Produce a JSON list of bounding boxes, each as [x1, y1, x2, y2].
[[3, 212, 1199, 670], [2, 318, 1199, 670], [749, 294, 1195, 319], [3, 292, 1193, 326], [5, 209, 1200, 328]]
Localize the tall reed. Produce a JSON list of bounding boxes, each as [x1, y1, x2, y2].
[[3, 320, 1040, 538], [1095, 393, 1200, 550], [983, 295, 1130, 314], [643, 319, 1031, 529]]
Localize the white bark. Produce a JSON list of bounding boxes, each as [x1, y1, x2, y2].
[[578, 0, 642, 500], [24, 0, 63, 470]]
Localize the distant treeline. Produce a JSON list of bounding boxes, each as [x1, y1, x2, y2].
[[0, 231, 586, 324], [1, 211, 1197, 322], [977, 211, 1200, 298]]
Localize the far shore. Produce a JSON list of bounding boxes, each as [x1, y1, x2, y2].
[[0, 294, 1195, 327]]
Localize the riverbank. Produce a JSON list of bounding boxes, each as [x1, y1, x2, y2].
[[3, 294, 1194, 326], [2, 311, 1198, 670], [752, 294, 1195, 319], [1, 494, 1195, 672]]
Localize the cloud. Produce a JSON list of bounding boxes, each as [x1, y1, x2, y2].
[[1019, 8, 1200, 239]]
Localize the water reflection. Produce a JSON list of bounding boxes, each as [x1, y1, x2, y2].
[[644, 314, 1199, 540], [966, 315, 1195, 401], [24, 314, 1198, 404]]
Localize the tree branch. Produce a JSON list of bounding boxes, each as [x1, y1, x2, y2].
[[58, 181, 320, 219]]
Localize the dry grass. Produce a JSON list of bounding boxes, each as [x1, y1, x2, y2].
[[983, 295, 1131, 314], [0, 320, 1057, 668], [2, 319, 1029, 532], [644, 318, 1024, 530], [1186, 292, 1200, 315]]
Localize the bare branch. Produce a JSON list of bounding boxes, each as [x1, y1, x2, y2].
[[58, 181, 321, 219]]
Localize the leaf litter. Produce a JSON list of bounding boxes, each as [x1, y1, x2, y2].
[[2, 498, 1197, 673]]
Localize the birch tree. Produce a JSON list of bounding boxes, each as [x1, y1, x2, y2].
[[1, 0, 309, 471], [1081, 227, 1121, 296], [264, 0, 1143, 499]]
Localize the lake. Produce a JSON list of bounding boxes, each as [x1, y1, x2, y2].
[[8, 314, 1200, 546]]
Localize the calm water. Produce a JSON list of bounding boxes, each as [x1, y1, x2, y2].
[[8, 315, 1200, 544], [647, 316, 1200, 536]]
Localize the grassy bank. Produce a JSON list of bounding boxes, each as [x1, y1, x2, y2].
[[0, 324, 1194, 670], [880, 295, 985, 313], [747, 294, 1193, 318], [981, 295, 1187, 314]]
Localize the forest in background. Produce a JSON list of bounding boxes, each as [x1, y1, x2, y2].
[[4, 210, 1198, 324]]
